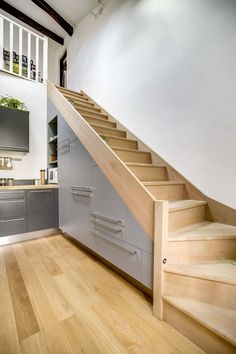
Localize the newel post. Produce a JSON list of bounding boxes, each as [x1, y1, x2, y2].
[[153, 200, 169, 320]]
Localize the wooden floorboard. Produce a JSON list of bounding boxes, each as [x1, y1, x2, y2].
[[0, 234, 204, 353]]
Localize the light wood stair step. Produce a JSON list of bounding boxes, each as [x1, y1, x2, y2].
[[163, 296, 236, 348], [73, 102, 100, 112], [57, 86, 87, 98], [169, 200, 207, 232], [168, 222, 236, 262], [83, 116, 116, 128], [165, 261, 236, 285], [142, 181, 187, 201], [126, 163, 168, 181], [91, 124, 127, 138], [101, 135, 138, 149], [58, 88, 89, 102], [77, 108, 108, 119], [111, 147, 152, 164], [65, 96, 94, 107]]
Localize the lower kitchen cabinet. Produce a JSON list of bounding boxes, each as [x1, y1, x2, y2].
[[27, 189, 58, 232]]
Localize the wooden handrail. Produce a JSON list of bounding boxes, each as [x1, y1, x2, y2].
[[47, 81, 156, 238], [153, 200, 169, 320]]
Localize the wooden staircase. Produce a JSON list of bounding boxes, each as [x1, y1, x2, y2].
[[48, 83, 236, 354]]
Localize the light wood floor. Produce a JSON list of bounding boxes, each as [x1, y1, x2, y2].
[[0, 234, 204, 354]]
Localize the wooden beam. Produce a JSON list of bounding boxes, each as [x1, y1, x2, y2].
[[0, 0, 64, 45], [31, 0, 73, 36]]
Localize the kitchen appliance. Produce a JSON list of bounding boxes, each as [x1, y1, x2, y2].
[[48, 167, 58, 184]]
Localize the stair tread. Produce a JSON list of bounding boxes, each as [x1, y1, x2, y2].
[[169, 221, 236, 241], [143, 181, 184, 186], [169, 199, 207, 212], [103, 135, 137, 142], [91, 123, 125, 132], [126, 163, 166, 167], [165, 261, 236, 285], [78, 107, 107, 116], [163, 295, 236, 346], [110, 146, 150, 153], [83, 116, 115, 125]]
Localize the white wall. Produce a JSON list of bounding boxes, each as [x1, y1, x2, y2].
[[0, 73, 47, 180], [67, 0, 236, 209]]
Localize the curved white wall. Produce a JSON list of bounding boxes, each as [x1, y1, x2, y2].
[[67, 0, 236, 208]]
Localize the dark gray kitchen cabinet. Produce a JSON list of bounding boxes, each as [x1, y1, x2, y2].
[[0, 107, 29, 152], [26, 189, 58, 232], [0, 191, 26, 236]]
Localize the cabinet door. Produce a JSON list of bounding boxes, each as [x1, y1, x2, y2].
[[27, 190, 56, 232], [68, 139, 95, 248], [58, 114, 76, 143], [91, 166, 125, 224]]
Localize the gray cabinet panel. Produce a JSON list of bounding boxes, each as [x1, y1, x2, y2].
[[27, 190, 56, 232], [91, 166, 125, 223], [0, 216, 26, 237], [0, 107, 29, 152], [58, 114, 76, 143], [94, 232, 142, 282], [125, 207, 153, 254], [141, 251, 153, 289]]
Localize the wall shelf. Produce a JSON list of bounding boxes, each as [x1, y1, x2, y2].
[[48, 116, 58, 168]]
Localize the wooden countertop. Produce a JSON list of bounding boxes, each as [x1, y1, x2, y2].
[[0, 184, 58, 191]]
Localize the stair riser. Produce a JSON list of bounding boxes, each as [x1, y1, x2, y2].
[[168, 239, 236, 263], [67, 98, 94, 107], [128, 166, 168, 181], [165, 272, 236, 310], [79, 110, 108, 119], [106, 138, 138, 149], [146, 184, 187, 201], [169, 206, 206, 232], [113, 150, 152, 163], [84, 117, 116, 128], [92, 125, 126, 138], [75, 104, 101, 113], [61, 92, 89, 101], [163, 301, 236, 354]]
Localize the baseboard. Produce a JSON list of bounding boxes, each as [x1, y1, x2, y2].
[[0, 228, 59, 246]]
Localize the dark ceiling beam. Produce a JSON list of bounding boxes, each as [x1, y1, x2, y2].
[[0, 0, 64, 45], [31, 0, 73, 36]]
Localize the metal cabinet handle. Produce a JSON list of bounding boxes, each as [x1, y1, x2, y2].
[[0, 200, 24, 203], [94, 221, 122, 234], [58, 139, 70, 153], [71, 191, 90, 198], [91, 212, 124, 226], [0, 145, 27, 150], [93, 232, 137, 255], [71, 186, 93, 193], [1, 217, 25, 223], [29, 190, 53, 193]]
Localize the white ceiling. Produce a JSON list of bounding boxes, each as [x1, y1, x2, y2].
[[1, 0, 99, 39]]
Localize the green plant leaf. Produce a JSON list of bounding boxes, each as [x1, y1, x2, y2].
[[0, 94, 28, 111]]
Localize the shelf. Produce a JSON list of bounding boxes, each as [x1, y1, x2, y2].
[[48, 115, 57, 125], [49, 160, 58, 165], [49, 136, 58, 144]]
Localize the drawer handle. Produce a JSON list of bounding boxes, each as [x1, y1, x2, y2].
[[71, 191, 90, 198], [29, 190, 53, 193], [94, 221, 122, 234], [1, 217, 25, 223], [58, 139, 70, 153], [91, 212, 124, 226], [0, 200, 24, 203], [93, 232, 137, 255], [71, 186, 93, 193]]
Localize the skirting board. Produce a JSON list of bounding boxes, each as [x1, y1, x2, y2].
[[0, 228, 59, 246]]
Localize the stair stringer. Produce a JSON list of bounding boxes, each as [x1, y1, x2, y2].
[[47, 80, 156, 239], [81, 90, 236, 227]]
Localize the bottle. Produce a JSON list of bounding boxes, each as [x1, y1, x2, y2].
[[40, 170, 46, 185]]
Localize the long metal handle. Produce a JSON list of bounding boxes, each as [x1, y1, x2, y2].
[[94, 221, 122, 234], [29, 190, 53, 193], [71, 191, 90, 198], [71, 186, 93, 193], [0, 145, 28, 150], [93, 232, 137, 255], [58, 139, 70, 153], [91, 212, 123, 225], [1, 217, 25, 223], [0, 200, 24, 203]]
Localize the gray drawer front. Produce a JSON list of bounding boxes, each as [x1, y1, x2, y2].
[[94, 232, 142, 282], [141, 251, 153, 289], [0, 191, 25, 200], [0, 216, 26, 237], [0, 199, 26, 218]]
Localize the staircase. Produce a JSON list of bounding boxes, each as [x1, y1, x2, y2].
[[48, 83, 236, 354]]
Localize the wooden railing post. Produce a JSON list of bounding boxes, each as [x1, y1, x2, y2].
[[153, 200, 169, 320]]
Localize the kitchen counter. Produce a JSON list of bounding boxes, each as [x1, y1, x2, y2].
[[0, 184, 58, 191]]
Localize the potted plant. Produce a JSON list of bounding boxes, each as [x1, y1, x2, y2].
[[0, 95, 29, 152]]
